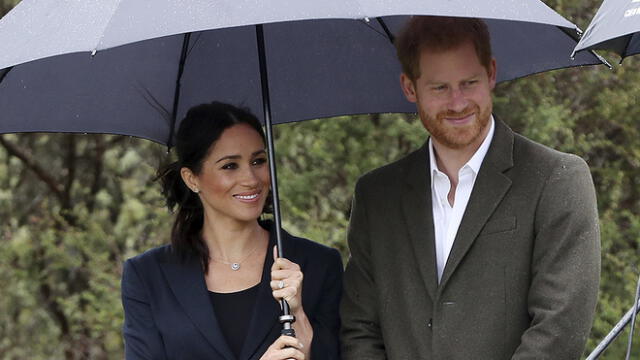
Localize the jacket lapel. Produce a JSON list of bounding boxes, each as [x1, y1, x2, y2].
[[160, 254, 236, 360], [402, 145, 439, 301], [439, 118, 514, 289], [239, 223, 281, 360]]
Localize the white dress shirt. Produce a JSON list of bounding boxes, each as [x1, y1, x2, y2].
[[429, 117, 495, 282]]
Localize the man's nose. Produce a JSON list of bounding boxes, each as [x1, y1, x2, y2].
[[447, 87, 469, 112]]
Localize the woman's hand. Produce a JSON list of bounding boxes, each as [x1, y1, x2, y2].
[[270, 246, 304, 312], [259, 335, 306, 360], [270, 246, 314, 359]]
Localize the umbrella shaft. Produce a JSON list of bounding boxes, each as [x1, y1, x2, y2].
[[256, 24, 294, 325], [256, 24, 284, 256]]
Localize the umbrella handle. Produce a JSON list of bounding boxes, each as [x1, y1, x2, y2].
[[279, 312, 296, 337]]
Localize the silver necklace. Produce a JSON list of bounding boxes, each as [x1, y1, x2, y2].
[[211, 244, 260, 271]]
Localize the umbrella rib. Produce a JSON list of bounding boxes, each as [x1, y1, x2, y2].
[[92, 0, 125, 52], [186, 32, 204, 58], [560, 26, 611, 68], [168, 33, 192, 148], [137, 84, 171, 128], [375, 17, 395, 44], [619, 35, 633, 64], [358, 19, 392, 43], [0, 66, 12, 85]]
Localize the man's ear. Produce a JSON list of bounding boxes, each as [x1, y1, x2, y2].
[[180, 167, 199, 193], [488, 58, 497, 90], [400, 73, 418, 103]]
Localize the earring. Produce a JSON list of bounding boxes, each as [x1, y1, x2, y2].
[[193, 188, 200, 194]]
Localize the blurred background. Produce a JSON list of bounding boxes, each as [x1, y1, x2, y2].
[[0, 0, 639, 358]]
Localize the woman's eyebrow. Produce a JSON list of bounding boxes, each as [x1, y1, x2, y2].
[[215, 154, 240, 163], [216, 149, 266, 163]]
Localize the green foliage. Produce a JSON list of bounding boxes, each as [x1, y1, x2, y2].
[[275, 113, 425, 261], [0, 134, 171, 359]]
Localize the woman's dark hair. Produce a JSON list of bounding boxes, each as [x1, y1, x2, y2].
[[157, 102, 268, 272]]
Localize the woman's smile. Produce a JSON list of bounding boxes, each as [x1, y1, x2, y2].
[[233, 190, 262, 202]]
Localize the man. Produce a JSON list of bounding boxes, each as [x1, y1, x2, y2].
[[340, 16, 601, 359]]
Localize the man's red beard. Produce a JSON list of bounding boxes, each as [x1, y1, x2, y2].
[[421, 103, 491, 150]]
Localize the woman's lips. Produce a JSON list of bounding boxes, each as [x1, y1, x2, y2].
[[233, 191, 261, 202]]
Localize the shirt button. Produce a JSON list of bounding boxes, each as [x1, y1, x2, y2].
[[427, 319, 432, 328]]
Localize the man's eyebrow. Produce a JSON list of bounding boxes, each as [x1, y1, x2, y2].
[[425, 76, 481, 86]]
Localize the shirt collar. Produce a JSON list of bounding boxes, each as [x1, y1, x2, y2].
[[428, 115, 495, 178]]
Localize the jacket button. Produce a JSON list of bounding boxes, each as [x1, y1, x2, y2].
[[427, 319, 432, 328]]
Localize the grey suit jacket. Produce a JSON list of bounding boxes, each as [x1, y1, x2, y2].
[[340, 118, 601, 360]]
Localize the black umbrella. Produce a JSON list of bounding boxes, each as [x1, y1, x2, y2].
[[573, 0, 640, 61], [0, 0, 607, 334], [0, 0, 608, 247]]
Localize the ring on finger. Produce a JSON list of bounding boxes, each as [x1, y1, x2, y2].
[[278, 280, 285, 289]]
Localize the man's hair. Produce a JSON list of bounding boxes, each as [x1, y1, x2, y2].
[[395, 16, 493, 81]]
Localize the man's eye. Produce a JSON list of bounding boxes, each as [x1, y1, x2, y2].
[[221, 162, 238, 170], [432, 85, 447, 92]]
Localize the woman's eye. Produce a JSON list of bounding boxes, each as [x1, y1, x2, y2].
[[252, 157, 267, 166], [221, 162, 238, 170]]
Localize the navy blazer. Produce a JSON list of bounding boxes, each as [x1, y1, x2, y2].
[[121, 224, 343, 359]]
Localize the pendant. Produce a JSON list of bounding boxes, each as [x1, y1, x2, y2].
[[231, 263, 240, 271]]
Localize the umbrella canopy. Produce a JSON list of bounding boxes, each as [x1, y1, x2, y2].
[[0, 0, 605, 145], [573, 0, 640, 60]]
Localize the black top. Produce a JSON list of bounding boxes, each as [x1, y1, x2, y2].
[[209, 283, 260, 359]]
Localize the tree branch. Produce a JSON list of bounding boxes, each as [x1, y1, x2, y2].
[[0, 135, 65, 203], [87, 136, 105, 213], [62, 135, 76, 211]]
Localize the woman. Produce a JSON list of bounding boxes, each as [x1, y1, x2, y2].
[[121, 102, 343, 360]]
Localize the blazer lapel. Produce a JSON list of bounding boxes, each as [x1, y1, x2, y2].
[[439, 118, 514, 289], [160, 254, 236, 360], [239, 224, 281, 360], [402, 145, 438, 301]]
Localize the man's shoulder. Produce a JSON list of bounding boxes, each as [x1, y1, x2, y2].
[[512, 132, 588, 170], [492, 116, 582, 166]]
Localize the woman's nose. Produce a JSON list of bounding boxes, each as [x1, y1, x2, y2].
[[240, 167, 260, 186]]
